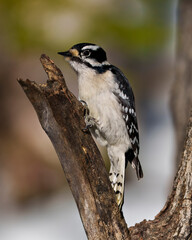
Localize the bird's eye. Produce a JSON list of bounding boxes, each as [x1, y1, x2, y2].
[[82, 50, 91, 57]]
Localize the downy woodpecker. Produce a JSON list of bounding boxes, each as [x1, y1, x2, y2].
[[58, 43, 143, 209]]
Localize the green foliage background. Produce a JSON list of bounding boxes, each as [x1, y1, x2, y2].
[[0, 0, 175, 57]]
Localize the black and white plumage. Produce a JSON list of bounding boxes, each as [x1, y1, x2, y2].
[[58, 43, 143, 209]]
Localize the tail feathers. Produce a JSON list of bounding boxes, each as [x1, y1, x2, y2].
[[125, 149, 143, 180], [109, 169, 125, 209], [132, 158, 143, 180]]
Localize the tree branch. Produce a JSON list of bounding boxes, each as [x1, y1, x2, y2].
[[18, 54, 129, 240], [18, 54, 192, 239], [129, 109, 192, 239]]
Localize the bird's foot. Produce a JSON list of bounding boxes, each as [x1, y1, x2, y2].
[[80, 100, 90, 117], [80, 100, 95, 133]]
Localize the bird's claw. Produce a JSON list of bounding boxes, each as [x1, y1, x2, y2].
[[80, 100, 90, 116], [80, 100, 95, 132]]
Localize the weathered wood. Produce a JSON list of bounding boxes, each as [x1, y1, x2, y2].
[[18, 54, 130, 240], [18, 51, 192, 239], [129, 109, 192, 239]]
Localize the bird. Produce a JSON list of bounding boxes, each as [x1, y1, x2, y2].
[[58, 43, 143, 209]]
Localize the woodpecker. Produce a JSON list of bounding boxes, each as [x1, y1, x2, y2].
[[58, 43, 143, 209]]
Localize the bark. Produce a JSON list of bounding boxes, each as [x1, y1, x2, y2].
[[18, 55, 130, 240], [18, 54, 192, 240], [171, 0, 192, 165], [129, 109, 192, 239]]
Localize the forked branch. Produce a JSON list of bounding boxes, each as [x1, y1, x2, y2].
[[18, 55, 192, 240], [18, 54, 129, 240]]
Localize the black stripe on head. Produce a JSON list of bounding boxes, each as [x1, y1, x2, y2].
[[71, 43, 107, 63], [89, 47, 107, 63]]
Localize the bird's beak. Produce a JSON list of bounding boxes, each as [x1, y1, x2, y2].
[[58, 51, 72, 60], [58, 49, 79, 61], [58, 51, 72, 57]]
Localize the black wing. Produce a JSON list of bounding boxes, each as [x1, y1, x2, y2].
[[111, 66, 143, 179]]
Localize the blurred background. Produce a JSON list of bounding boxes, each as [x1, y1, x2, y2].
[[0, 0, 178, 239]]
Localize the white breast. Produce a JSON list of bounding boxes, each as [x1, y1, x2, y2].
[[78, 68, 131, 150]]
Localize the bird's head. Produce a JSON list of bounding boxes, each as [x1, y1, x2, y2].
[[58, 43, 108, 73]]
